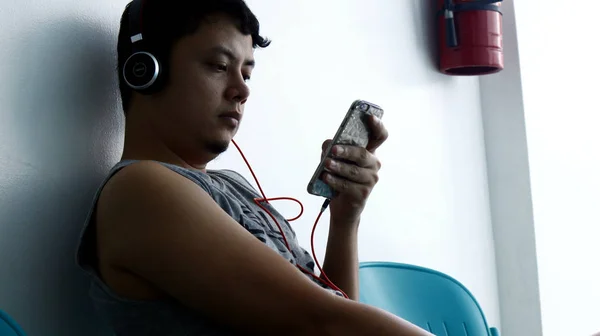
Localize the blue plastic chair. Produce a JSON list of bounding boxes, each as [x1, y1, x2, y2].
[[359, 262, 499, 336], [0, 310, 26, 336]]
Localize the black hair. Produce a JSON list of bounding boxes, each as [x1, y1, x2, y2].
[[116, 0, 271, 114]]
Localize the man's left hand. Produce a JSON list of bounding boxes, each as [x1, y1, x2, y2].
[[320, 115, 389, 227]]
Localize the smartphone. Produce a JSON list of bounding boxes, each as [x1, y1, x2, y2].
[[307, 99, 384, 199]]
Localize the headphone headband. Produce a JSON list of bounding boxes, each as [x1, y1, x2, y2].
[[128, 0, 144, 46]]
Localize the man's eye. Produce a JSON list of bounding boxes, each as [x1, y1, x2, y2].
[[215, 64, 227, 71]]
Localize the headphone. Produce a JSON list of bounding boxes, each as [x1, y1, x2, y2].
[[122, 0, 162, 94]]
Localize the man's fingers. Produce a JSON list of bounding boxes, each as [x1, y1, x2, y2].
[[321, 172, 370, 200], [331, 145, 379, 168], [366, 115, 389, 152], [324, 158, 379, 185], [321, 139, 333, 159]]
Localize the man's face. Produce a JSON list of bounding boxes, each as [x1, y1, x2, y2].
[[148, 14, 255, 161]]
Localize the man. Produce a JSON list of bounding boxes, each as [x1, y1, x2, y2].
[[76, 0, 433, 335]]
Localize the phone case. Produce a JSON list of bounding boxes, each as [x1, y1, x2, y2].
[[307, 100, 384, 199]]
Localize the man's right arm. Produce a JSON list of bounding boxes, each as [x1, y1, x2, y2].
[[96, 161, 432, 336]]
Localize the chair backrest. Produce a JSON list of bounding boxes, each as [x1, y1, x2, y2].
[[359, 262, 496, 336], [0, 310, 26, 336]]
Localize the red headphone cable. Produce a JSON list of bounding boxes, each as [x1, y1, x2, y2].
[[230, 139, 348, 299]]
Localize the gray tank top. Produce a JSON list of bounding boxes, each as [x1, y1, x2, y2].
[[76, 160, 341, 335]]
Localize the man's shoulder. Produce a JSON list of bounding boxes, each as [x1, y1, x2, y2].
[[95, 161, 221, 235], [99, 161, 201, 210], [107, 160, 214, 192], [107, 160, 180, 188]]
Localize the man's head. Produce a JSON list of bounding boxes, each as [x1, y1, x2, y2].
[[117, 0, 270, 166]]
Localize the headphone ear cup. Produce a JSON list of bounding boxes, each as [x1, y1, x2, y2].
[[123, 51, 161, 94]]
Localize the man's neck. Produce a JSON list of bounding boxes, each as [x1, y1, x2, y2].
[[121, 116, 211, 172]]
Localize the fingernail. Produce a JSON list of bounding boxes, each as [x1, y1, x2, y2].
[[333, 146, 343, 155]]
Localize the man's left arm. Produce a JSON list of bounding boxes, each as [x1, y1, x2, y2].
[[318, 115, 389, 301], [322, 217, 360, 300]]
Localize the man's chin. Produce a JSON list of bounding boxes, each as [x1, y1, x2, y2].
[[205, 139, 230, 155]]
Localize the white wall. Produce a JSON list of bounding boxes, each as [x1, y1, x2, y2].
[[0, 1, 125, 335], [0, 0, 500, 335], [479, 1, 544, 335], [512, 2, 600, 336]]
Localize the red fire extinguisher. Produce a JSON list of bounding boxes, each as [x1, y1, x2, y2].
[[437, 0, 504, 76]]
